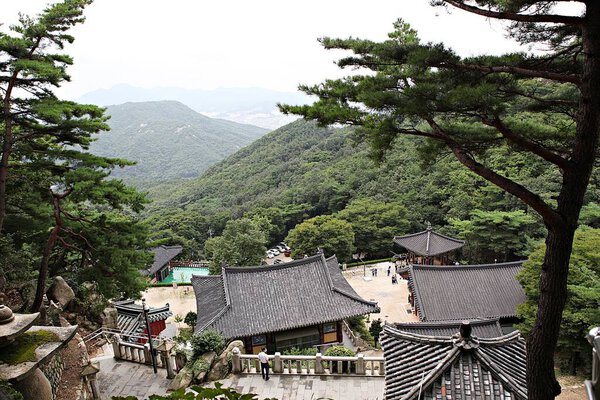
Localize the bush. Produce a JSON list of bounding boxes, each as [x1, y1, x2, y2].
[[191, 330, 225, 360], [346, 316, 375, 346], [369, 318, 383, 346], [323, 346, 355, 357], [187, 358, 210, 376], [283, 347, 319, 356], [184, 311, 197, 328]]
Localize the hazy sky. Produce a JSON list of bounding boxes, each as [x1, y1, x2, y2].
[[2, 1, 526, 99]]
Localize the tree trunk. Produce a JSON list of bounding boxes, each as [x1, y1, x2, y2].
[[526, 4, 600, 398], [30, 195, 62, 313]]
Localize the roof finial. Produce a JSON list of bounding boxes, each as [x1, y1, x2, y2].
[[426, 221, 432, 230], [459, 321, 472, 339]]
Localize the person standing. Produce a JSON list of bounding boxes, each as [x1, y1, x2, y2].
[[258, 347, 269, 380], [387, 265, 391, 276]]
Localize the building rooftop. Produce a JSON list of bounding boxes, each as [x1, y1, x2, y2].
[[391, 318, 504, 338], [192, 254, 379, 339], [114, 300, 172, 338], [145, 245, 183, 276], [393, 228, 465, 257], [408, 261, 527, 321], [381, 323, 527, 400]]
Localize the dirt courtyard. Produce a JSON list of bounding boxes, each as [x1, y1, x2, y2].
[[343, 262, 418, 324], [142, 285, 196, 324]]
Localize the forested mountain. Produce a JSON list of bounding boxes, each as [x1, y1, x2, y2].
[[145, 119, 600, 262], [88, 101, 269, 188], [79, 85, 309, 129]]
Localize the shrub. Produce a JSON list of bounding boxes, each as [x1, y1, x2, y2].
[[191, 330, 225, 360], [346, 316, 375, 346], [187, 358, 210, 376], [323, 345, 355, 357], [184, 311, 197, 328], [283, 347, 319, 356], [369, 318, 383, 346]]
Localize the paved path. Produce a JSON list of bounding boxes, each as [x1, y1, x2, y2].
[[206, 374, 385, 400], [94, 356, 170, 399]]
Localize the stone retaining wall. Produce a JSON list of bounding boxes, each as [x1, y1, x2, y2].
[[40, 353, 64, 399]]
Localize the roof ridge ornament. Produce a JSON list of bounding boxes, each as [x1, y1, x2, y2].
[[452, 321, 480, 350]]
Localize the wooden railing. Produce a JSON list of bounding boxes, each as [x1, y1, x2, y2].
[[231, 347, 384, 377], [586, 327, 600, 400]]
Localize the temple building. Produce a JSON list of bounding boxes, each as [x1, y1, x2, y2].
[[381, 322, 528, 400], [143, 245, 183, 282], [114, 299, 172, 343], [407, 261, 527, 332], [393, 226, 465, 266], [192, 254, 379, 354]]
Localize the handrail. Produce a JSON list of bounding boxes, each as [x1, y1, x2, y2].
[[233, 348, 384, 377]]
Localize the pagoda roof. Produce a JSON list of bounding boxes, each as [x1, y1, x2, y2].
[[145, 245, 183, 275], [391, 318, 503, 338], [114, 300, 172, 338], [192, 254, 379, 339], [381, 324, 527, 400], [408, 261, 527, 321], [393, 228, 465, 257]]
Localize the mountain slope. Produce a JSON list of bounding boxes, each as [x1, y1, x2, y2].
[[89, 101, 268, 188]]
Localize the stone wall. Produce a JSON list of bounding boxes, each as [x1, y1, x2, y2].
[[40, 353, 64, 399]]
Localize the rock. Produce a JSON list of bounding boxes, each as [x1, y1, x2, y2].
[[19, 279, 37, 311], [194, 351, 217, 383], [46, 276, 75, 307], [101, 307, 118, 329], [12, 368, 53, 400], [207, 340, 244, 381], [167, 366, 193, 391]]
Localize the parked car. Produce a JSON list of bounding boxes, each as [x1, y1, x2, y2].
[[279, 242, 290, 250], [273, 259, 283, 265], [270, 249, 280, 256], [267, 252, 275, 259]]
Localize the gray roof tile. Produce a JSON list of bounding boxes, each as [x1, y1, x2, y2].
[[392, 319, 504, 338], [381, 324, 527, 400], [408, 261, 527, 321], [394, 229, 465, 257], [146, 245, 183, 275], [192, 254, 379, 339]]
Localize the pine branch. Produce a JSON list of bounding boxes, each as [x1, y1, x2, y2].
[[442, 0, 584, 25]]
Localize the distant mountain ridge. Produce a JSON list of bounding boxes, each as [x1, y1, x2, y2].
[[78, 84, 311, 129], [89, 100, 268, 188]]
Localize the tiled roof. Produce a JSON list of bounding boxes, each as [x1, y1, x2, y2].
[[392, 319, 504, 338], [145, 245, 183, 275], [192, 254, 379, 339], [393, 229, 465, 257], [408, 261, 527, 321], [114, 299, 172, 338], [381, 324, 527, 400]]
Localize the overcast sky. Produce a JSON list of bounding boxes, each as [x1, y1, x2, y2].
[[2, 0, 527, 99]]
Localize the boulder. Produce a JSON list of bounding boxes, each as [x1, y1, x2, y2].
[[167, 366, 193, 392], [207, 340, 244, 381], [46, 276, 74, 307], [101, 307, 118, 329], [194, 351, 217, 383]]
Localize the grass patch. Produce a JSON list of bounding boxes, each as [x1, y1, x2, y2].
[[0, 330, 59, 365]]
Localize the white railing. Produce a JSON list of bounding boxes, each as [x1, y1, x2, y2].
[[231, 348, 384, 377], [586, 327, 600, 400], [111, 334, 177, 379]]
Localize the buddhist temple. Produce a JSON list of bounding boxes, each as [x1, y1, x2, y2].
[[192, 254, 379, 354], [407, 261, 527, 331]]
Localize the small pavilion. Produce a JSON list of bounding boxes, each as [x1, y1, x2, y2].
[[143, 245, 183, 282], [114, 299, 172, 343], [393, 225, 465, 266], [192, 254, 379, 354]]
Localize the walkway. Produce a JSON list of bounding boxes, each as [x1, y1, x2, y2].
[[94, 355, 170, 399], [207, 374, 385, 400]]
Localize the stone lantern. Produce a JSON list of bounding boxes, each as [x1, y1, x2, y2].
[[0, 304, 77, 400]]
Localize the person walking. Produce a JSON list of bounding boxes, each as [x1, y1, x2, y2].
[[258, 347, 269, 380], [387, 265, 391, 276]]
